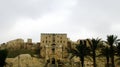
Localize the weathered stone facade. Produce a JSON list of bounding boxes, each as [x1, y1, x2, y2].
[[40, 33, 68, 62]]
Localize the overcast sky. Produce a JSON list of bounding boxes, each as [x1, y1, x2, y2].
[[0, 0, 120, 43]]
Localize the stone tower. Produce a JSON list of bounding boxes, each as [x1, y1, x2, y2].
[[40, 33, 68, 62]]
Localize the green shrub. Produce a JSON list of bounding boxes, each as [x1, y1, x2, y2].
[[0, 49, 8, 67], [7, 49, 35, 58]]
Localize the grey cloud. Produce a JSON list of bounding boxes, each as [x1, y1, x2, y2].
[[67, 0, 120, 35], [0, 0, 51, 18], [0, 0, 71, 28], [0, 0, 74, 43], [0, 0, 53, 32], [0, 0, 120, 43]]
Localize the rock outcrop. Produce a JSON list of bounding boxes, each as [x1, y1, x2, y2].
[[5, 54, 44, 67]]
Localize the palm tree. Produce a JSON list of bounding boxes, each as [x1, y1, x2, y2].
[[117, 43, 120, 56], [115, 42, 120, 65], [68, 40, 90, 67], [100, 46, 110, 67], [87, 38, 101, 67], [107, 35, 119, 67]]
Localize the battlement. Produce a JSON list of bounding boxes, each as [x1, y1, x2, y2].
[[41, 33, 67, 35]]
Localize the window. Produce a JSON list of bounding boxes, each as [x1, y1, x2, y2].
[[52, 48, 55, 52], [63, 41, 65, 43], [60, 41, 62, 43], [53, 40, 55, 42], [52, 44, 56, 46], [60, 37, 62, 39]]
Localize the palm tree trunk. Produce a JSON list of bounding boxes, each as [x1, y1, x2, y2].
[[93, 50, 96, 67], [111, 53, 115, 67], [106, 56, 109, 67], [81, 57, 84, 67], [111, 46, 115, 67]]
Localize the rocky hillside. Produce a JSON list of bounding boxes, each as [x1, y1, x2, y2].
[[5, 54, 44, 67]]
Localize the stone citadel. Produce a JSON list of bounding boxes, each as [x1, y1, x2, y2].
[[0, 33, 80, 67], [0, 33, 112, 67]]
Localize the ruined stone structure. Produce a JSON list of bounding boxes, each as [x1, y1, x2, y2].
[[40, 33, 68, 64], [0, 38, 40, 51], [6, 39, 24, 50], [24, 39, 33, 50]]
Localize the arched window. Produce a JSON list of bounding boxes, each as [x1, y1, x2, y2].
[[52, 58, 55, 64]]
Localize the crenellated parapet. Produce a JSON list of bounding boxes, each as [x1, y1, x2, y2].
[[41, 33, 67, 35]]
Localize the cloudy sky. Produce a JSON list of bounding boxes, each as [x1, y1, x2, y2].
[[0, 0, 120, 43]]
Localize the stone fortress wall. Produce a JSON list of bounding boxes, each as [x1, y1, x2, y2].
[[0, 33, 107, 67]]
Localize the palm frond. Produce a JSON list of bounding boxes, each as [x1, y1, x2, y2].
[[115, 58, 120, 62], [107, 35, 118, 46], [86, 56, 93, 61]]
